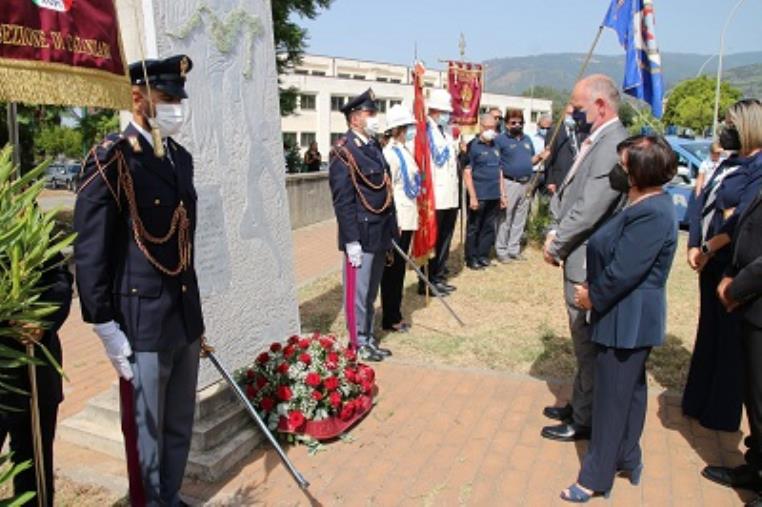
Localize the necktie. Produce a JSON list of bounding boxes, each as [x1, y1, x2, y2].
[[562, 137, 593, 188]]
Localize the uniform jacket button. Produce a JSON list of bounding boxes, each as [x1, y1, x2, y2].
[[131, 288, 138, 294], [182, 284, 187, 293], [154, 198, 161, 205]]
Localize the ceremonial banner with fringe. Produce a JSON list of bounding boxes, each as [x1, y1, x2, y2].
[[0, 0, 131, 109], [411, 62, 437, 260], [447, 61, 483, 129]]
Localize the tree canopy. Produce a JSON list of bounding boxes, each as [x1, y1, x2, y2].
[[273, 0, 333, 116], [663, 76, 742, 132]]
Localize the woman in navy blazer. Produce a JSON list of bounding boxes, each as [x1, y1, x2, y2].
[[561, 135, 678, 502]]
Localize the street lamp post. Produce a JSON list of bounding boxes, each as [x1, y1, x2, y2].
[[712, 0, 748, 140], [696, 54, 716, 78]]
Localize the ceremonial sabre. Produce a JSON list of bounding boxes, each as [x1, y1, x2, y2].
[[201, 341, 310, 490], [391, 240, 465, 327]]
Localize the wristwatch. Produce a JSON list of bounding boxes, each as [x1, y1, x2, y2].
[[700, 242, 712, 255]]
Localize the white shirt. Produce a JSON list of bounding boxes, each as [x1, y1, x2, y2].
[[383, 139, 420, 231], [427, 117, 459, 210]]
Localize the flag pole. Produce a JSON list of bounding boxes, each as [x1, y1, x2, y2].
[[6, 102, 21, 177], [525, 25, 604, 197], [712, 0, 747, 140]]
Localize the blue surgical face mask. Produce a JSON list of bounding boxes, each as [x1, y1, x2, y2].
[[538, 128, 549, 137], [405, 125, 417, 143], [437, 113, 450, 127]]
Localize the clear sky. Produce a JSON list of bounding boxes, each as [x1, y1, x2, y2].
[[295, 0, 762, 67]]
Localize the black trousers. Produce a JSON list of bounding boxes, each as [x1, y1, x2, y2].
[[682, 256, 744, 431], [381, 230, 413, 328], [465, 199, 499, 262], [578, 345, 651, 492], [425, 208, 458, 284], [742, 322, 762, 469], [0, 399, 59, 506]]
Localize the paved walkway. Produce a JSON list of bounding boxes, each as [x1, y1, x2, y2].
[[55, 219, 753, 505]]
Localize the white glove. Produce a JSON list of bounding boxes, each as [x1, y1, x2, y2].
[[346, 242, 363, 268], [93, 321, 134, 381]]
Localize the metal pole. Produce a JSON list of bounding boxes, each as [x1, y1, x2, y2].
[[696, 54, 717, 77], [6, 102, 21, 176], [391, 240, 465, 326], [712, 0, 747, 140], [526, 26, 604, 197], [202, 345, 310, 490], [27, 343, 47, 507]]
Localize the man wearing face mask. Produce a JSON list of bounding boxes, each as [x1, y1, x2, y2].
[[419, 88, 460, 295], [540, 75, 628, 442], [495, 109, 550, 263], [329, 88, 397, 362], [464, 113, 502, 269], [545, 105, 586, 195], [74, 55, 204, 506]]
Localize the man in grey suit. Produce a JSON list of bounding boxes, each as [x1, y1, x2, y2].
[[540, 75, 628, 441]]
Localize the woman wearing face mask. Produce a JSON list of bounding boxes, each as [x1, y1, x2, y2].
[[561, 135, 678, 502], [380, 105, 420, 333], [682, 98, 762, 435]]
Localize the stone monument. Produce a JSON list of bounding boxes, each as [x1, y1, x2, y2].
[[60, 0, 300, 482]]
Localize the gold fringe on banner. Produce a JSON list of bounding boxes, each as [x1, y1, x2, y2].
[[0, 57, 131, 110]]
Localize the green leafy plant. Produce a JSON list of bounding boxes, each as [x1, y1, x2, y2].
[[0, 144, 76, 504]]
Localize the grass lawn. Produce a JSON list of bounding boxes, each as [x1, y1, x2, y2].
[[299, 234, 699, 394]]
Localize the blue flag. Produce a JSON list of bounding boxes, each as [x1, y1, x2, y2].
[[603, 0, 664, 118]]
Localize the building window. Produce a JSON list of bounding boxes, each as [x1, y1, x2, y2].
[[337, 73, 351, 79], [390, 78, 402, 84], [330, 95, 346, 111], [311, 70, 326, 76], [282, 132, 297, 148], [330, 132, 344, 146], [353, 74, 366, 80], [294, 69, 308, 75], [377, 77, 388, 82], [389, 99, 402, 108], [300, 94, 316, 111], [424, 80, 435, 87], [378, 100, 387, 113], [300, 132, 316, 148]]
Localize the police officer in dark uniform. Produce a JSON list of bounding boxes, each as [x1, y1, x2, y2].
[[74, 55, 204, 506], [329, 88, 397, 362]]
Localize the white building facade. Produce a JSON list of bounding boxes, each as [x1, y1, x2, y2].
[[281, 54, 553, 161]]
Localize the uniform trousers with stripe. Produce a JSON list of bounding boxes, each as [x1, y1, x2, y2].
[[124, 338, 200, 506], [344, 251, 385, 347]]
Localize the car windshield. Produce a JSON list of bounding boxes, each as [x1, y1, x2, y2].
[[681, 142, 711, 162], [66, 165, 80, 174]]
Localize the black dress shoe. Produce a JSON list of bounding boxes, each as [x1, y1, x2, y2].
[[368, 341, 392, 357], [702, 464, 762, 491], [467, 260, 484, 270], [541, 422, 591, 442], [478, 258, 494, 267], [358, 345, 384, 362], [383, 322, 410, 333], [543, 404, 573, 421], [418, 283, 451, 296], [438, 281, 456, 291]]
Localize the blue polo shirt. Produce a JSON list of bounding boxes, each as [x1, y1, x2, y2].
[[495, 132, 535, 181], [468, 138, 502, 200]]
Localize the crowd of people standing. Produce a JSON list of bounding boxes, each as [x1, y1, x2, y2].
[[328, 81, 762, 504]]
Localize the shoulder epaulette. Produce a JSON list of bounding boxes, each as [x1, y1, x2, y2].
[[126, 135, 142, 153]]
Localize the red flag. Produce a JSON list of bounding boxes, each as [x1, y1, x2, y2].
[[0, 0, 131, 109], [411, 62, 437, 260], [447, 61, 484, 128]]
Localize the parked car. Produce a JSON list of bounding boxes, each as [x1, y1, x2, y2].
[[45, 163, 81, 191], [663, 136, 712, 229]]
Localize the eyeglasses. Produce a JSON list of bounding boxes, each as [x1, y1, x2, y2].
[[492, 116, 502, 121]]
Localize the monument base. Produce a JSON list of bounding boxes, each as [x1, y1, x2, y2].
[[59, 380, 263, 482]]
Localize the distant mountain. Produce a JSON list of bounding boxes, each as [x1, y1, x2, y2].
[[484, 51, 762, 96], [725, 64, 762, 97]]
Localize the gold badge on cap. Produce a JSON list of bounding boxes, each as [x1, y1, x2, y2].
[[180, 56, 190, 78]]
